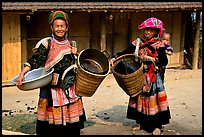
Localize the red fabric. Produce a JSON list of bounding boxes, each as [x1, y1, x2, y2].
[[139, 37, 160, 82], [148, 64, 156, 82], [158, 95, 167, 102], [47, 107, 53, 112]]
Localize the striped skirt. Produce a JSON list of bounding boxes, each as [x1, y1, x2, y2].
[[127, 73, 171, 131], [36, 95, 86, 135]]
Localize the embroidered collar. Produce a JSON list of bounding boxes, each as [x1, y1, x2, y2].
[[52, 34, 69, 45]]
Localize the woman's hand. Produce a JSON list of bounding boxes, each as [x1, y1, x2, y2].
[[71, 47, 77, 55], [140, 55, 156, 62], [16, 74, 25, 86], [109, 58, 116, 68], [16, 66, 31, 86]]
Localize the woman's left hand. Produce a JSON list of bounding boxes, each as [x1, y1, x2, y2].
[[71, 47, 77, 54]]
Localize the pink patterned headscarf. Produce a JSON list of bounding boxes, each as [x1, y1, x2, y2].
[[138, 17, 164, 36]]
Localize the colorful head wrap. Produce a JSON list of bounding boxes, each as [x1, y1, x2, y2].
[[138, 17, 164, 36], [48, 10, 69, 27]]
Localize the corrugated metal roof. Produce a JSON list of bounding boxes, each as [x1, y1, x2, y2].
[[2, 2, 202, 12]]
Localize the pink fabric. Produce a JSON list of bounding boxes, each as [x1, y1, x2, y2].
[[44, 39, 72, 71], [138, 17, 164, 36], [51, 87, 69, 106], [51, 83, 80, 107]]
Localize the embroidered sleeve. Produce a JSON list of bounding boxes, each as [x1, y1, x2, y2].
[[112, 43, 136, 58], [23, 62, 31, 68], [26, 43, 50, 69], [132, 39, 138, 46]]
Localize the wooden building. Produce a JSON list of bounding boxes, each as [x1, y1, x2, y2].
[[2, 2, 202, 84]]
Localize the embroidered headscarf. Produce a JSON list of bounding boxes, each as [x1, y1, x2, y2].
[[138, 17, 164, 36], [48, 10, 69, 27]]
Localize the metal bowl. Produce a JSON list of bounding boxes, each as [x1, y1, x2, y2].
[[79, 49, 109, 74], [11, 68, 54, 91]]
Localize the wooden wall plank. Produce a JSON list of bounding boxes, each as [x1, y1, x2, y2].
[[113, 13, 129, 54], [69, 13, 90, 52], [90, 13, 103, 51], [21, 15, 28, 67], [171, 12, 182, 67], [2, 14, 21, 82]]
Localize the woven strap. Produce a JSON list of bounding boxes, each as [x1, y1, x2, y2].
[[61, 64, 77, 81]]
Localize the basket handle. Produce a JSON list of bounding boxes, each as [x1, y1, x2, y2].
[[102, 50, 111, 59], [113, 54, 135, 63]]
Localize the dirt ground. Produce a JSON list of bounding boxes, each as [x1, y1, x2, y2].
[[2, 68, 202, 135]]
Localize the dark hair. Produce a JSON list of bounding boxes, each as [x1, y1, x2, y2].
[[162, 32, 171, 38]]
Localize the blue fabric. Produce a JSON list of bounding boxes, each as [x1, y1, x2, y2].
[[39, 86, 48, 99], [151, 73, 164, 95]]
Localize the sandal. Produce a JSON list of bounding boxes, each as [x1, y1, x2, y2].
[[152, 128, 161, 135]]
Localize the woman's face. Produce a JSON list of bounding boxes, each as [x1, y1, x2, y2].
[[51, 19, 68, 38], [143, 27, 158, 40]]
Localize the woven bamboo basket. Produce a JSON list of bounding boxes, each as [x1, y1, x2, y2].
[[75, 49, 110, 97], [111, 54, 144, 97]]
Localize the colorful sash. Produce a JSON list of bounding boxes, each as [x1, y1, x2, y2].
[[139, 37, 160, 82]]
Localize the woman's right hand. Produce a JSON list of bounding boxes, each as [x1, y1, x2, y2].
[[15, 66, 31, 86]]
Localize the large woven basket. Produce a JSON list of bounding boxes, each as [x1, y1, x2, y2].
[[75, 49, 110, 97], [111, 54, 144, 97]]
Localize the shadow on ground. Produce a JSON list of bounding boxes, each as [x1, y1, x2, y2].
[[95, 105, 136, 127]]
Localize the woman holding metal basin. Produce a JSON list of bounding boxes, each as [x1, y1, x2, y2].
[[16, 10, 86, 135]]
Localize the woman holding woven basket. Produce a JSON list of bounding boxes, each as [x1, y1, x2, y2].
[[16, 10, 86, 135], [110, 17, 171, 135]]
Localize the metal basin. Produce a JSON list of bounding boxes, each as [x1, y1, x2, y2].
[[79, 49, 109, 74], [11, 68, 54, 91]]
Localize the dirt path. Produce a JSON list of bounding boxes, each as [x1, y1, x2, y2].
[[2, 69, 202, 135]]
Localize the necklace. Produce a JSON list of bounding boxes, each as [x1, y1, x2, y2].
[[52, 34, 69, 45]]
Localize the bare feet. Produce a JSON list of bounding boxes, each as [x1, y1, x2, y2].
[[132, 124, 141, 135], [152, 128, 161, 135], [132, 124, 141, 131]]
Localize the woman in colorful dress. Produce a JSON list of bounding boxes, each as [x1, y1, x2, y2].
[[110, 17, 171, 135], [16, 10, 86, 135]]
